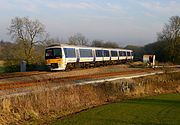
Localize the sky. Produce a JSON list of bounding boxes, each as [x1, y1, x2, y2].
[[0, 0, 180, 46]]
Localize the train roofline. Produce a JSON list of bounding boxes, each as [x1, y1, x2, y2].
[[46, 44, 133, 52]]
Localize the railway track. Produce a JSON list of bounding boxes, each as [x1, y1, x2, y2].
[[0, 69, 158, 91], [0, 71, 50, 79]]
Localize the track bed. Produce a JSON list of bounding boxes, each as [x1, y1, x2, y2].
[[0, 64, 178, 96]]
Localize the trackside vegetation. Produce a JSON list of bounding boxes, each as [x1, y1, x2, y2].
[[52, 93, 180, 125]]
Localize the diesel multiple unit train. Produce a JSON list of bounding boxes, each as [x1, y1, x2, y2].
[[45, 44, 133, 71]]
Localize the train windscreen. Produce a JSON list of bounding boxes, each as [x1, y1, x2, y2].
[[45, 48, 62, 59]]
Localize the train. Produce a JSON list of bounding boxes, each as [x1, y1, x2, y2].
[[45, 44, 133, 71]]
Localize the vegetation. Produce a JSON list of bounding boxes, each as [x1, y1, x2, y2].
[[52, 93, 180, 125], [91, 40, 119, 48], [0, 67, 5, 73], [68, 33, 89, 46], [126, 16, 180, 64], [158, 16, 180, 63], [0, 17, 48, 72], [0, 60, 5, 73], [144, 16, 180, 64], [8, 17, 47, 64], [125, 45, 144, 61]]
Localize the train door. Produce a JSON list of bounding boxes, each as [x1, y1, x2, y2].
[[102, 49, 104, 62], [76, 49, 80, 63], [92, 49, 96, 62]]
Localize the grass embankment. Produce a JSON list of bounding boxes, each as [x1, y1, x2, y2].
[[0, 60, 5, 73], [52, 93, 180, 125]]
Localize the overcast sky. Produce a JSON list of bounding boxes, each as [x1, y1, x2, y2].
[[0, 0, 180, 46]]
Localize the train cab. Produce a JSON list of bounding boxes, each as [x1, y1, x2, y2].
[[45, 46, 66, 70]]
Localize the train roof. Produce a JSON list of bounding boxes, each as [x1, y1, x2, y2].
[[46, 44, 132, 52]]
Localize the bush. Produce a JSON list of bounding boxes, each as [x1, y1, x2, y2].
[[4, 65, 20, 72], [26, 64, 48, 71]]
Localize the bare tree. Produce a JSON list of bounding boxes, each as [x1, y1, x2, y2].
[[8, 17, 46, 63], [91, 40, 119, 48], [158, 16, 180, 63], [68, 33, 88, 46], [103, 41, 119, 48], [44, 36, 61, 46], [91, 40, 104, 47]]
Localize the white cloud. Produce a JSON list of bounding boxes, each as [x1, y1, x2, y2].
[[0, 0, 39, 12], [46, 1, 123, 13], [139, 1, 180, 14], [22, 2, 38, 12], [140, 2, 162, 11], [0, 0, 124, 13], [106, 3, 122, 11], [0, 1, 15, 10], [47, 2, 95, 9]]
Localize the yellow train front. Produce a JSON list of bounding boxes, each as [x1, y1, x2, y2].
[[45, 45, 66, 70]]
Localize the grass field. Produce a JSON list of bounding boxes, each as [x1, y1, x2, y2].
[[52, 93, 180, 125]]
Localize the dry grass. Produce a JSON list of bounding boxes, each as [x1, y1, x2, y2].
[[0, 65, 179, 124], [0, 72, 180, 124], [0, 60, 5, 67]]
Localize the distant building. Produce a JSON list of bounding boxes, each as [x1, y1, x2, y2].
[[143, 55, 155, 68]]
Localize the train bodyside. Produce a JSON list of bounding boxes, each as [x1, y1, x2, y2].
[[45, 44, 133, 71]]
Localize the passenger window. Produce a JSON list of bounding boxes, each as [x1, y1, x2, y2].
[[111, 51, 118, 57], [79, 49, 93, 57], [104, 50, 109, 57], [96, 50, 103, 57], [64, 48, 76, 58]]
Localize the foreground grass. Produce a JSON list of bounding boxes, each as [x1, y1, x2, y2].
[[51, 93, 180, 125]]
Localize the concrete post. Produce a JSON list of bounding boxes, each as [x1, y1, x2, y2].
[[20, 60, 26, 72]]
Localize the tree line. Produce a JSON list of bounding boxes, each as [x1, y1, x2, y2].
[[126, 16, 180, 64], [146, 16, 180, 63]]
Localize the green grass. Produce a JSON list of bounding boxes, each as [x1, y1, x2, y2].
[[0, 67, 5, 73], [0, 61, 5, 73], [51, 93, 180, 125]]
